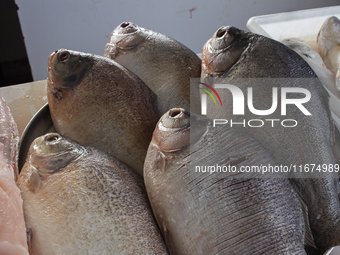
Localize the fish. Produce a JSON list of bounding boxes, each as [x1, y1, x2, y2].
[[282, 38, 340, 100], [0, 96, 19, 180], [282, 38, 326, 68], [104, 22, 202, 115], [144, 108, 308, 254], [17, 133, 168, 255], [317, 16, 340, 84], [47, 49, 160, 176], [0, 146, 29, 255], [200, 26, 340, 253], [0, 97, 29, 255]]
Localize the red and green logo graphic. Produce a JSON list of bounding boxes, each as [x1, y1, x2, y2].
[[197, 82, 222, 106]]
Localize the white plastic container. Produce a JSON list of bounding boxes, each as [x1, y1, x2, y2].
[[247, 6, 340, 50], [247, 6, 340, 128]]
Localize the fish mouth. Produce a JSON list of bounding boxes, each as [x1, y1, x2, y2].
[[47, 49, 91, 91], [322, 16, 340, 36], [153, 108, 209, 153], [202, 26, 249, 75], [107, 22, 150, 51]]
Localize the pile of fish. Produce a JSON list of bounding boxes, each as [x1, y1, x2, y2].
[[2, 17, 340, 254]]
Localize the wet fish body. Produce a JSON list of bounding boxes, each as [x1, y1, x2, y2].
[[201, 26, 339, 252], [0, 147, 29, 255], [17, 133, 168, 255], [144, 108, 307, 255], [47, 49, 159, 176], [0, 97, 28, 255], [104, 22, 202, 115]]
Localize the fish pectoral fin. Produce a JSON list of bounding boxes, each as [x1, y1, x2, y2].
[[227, 152, 257, 166], [29, 170, 42, 193], [298, 195, 316, 249], [336, 69, 340, 92], [27, 228, 33, 255]]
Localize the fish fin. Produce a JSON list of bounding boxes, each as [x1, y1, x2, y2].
[[29, 170, 41, 193], [336, 70, 340, 92], [298, 194, 316, 249], [331, 122, 340, 165], [27, 228, 33, 255], [228, 152, 257, 166], [155, 150, 167, 172]]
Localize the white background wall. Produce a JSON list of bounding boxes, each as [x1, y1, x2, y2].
[[16, 0, 340, 81]]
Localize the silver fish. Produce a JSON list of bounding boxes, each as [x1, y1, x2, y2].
[[104, 22, 202, 115], [201, 26, 339, 253], [144, 108, 308, 254], [17, 133, 168, 255]]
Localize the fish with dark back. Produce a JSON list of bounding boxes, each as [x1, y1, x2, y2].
[[200, 26, 340, 254], [47, 49, 159, 176]]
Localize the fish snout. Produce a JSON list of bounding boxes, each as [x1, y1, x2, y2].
[[153, 108, 190, 152], [108, 22, 146, 51], [44, 133, 62, 145], [152, 108, 208, 153], [113, 21, 139, 35], [161, 108, 190, 129], [211, 26, 238, 50], [32, 133, 68, 155], [47, 49, 90, 90]]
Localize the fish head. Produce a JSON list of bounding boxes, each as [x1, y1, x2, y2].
[[27, 133, 85, 178], [202, 26, 250, 77], [318, 16, 340, 53], [104, 21, 150, 59], [47, 49, 92, 96], [144, 108, 209, 178]]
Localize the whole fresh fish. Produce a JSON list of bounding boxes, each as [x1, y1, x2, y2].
[[0, 96, 19, 180], [144, 108, 308, 254], [0, 98, 28, 255], [47, 49, 159, 176], [17, 133, 168, 255], [317, 16, 340, 84], [104, 22, 202, 115], [201, 26, 339, 253]]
